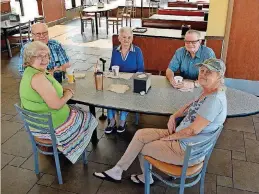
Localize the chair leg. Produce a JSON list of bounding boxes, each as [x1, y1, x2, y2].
[[20, 35, 23, 48], [116, 23, 119, 34], [144, 160, 151, 194], [179, 176, 186, 194], [32, 144, 39, 174], [130, 17, 131, 27], [199, 170, 206, 194], [53, 149, 63, 184], [92, 21, 94, 34], [135, 113, 139, 125], [126, 18, 128, 26], [82, 150, 88, 165], [81, 22, 84, 34], [99, 15, 101, 27], [113, 22, 114, 33]]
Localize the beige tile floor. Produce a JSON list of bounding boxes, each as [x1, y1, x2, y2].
[[1, 18, 259, 194]]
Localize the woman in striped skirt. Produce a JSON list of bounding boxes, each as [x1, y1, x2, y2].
[[19, 41, 98, 163]]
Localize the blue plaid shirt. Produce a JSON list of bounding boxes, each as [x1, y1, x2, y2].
[[18, 39, 69, 75]]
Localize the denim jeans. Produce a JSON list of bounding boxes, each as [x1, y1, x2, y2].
[[107, 109, 129, 121]]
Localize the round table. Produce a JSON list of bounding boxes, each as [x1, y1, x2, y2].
[[82, 4, 118, 35], [65, 72, 259, 142], [69, 72, 259, 117]]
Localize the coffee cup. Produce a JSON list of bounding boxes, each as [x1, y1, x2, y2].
[[174, 76, 183, 83], [94, 72, 103, 91], [112, 66, 120, 77]]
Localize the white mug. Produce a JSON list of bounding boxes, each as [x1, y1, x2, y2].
[[174, 76, 183, 83], [112, 66, 120, 76]]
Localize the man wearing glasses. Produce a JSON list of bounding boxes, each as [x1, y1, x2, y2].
[[18, 23, 70, 75], [166, 30, 215, 89]]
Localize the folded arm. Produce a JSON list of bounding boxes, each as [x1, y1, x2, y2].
[[31, 73, 73, 110], [162, 114, 210, 141]]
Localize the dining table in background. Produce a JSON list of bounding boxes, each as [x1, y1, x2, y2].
[[82, 4, 118, 35], [149, 14, 205, 22], [161, 6, 209, 12], [1, 16, 36, 57]]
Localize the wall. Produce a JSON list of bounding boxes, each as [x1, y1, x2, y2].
[[206, 0, 229, 36], [224, 0, 259, 80], [37, 0, 66, 23], [0, 0, 11, 13]]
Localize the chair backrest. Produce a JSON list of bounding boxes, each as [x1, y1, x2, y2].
[[34, 16, 46, 23], [14, 103, 57, 147], [19, 20, 31, 33], [125, 0, 134, 6], [224, 78, 259, 96], [125, 6, 133, 15], [18, 20, 31, 46], [1, 13, 12, 21], [79, 11, 83, 19], [180, 126, 224, 179], [117, 7, 125, 18]]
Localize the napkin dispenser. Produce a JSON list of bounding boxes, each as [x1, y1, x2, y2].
[[9, 14, 20, 22], [97, 2, 104, 8], [133, 73, 151, 94]]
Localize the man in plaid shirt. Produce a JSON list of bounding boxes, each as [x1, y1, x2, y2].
[[18, 23, 71, 75]]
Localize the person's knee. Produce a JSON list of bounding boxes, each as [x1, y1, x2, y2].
[[134, 128, 150, 142], [135, 128, 149, 137]]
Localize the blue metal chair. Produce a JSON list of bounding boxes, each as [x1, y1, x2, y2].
[[14, 104, 88, 184], [225, 78, 259, 96], [135, 113, 139, 125], [144, 126, 223, 194]]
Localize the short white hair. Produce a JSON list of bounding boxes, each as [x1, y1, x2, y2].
[[185, 29, 201, 39], [119, 27, 133, 36], [23, 41, 50, 67], [31, 22, 48, 33]]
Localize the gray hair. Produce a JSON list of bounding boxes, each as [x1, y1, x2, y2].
[[185, 29, 201, 39], [23, 41, 50, 67], [31, 22, 48, 33], [119, 27, 133, 36]]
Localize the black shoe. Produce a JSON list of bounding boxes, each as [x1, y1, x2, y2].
[[105, 120, 116, 134], [117, 122, 126, 133]]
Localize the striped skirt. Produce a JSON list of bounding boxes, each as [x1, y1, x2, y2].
[[31, 105, 98, 164]]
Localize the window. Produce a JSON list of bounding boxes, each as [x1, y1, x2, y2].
[[65, 0, 82, 10]]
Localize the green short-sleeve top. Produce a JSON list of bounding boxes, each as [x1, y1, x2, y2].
[[19, 66, 70, 128]]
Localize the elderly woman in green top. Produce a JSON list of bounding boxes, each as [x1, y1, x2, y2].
[[19, 41, 98, 164]]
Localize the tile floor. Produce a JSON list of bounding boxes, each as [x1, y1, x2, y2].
[[1, 18, 259, 194]]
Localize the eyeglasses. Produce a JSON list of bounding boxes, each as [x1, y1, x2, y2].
[[32, 31, 48, 38], [34, 54, 50, 61], [121, 36, 133, 40], [184, 40, 200, 45]]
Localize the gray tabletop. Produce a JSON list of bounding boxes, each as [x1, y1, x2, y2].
[[162, 6, 209, 12], [82, 4, 118, 13], [150, 14, 205, 22], [68, 72, 259, 117], [133, 28, 206, 39], [1, 16, 35, 29]]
